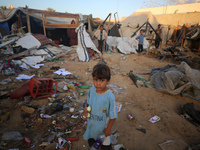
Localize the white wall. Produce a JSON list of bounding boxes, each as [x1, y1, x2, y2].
[[137, 3, 200, 15]]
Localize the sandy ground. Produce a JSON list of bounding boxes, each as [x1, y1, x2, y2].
[[0, 51, 200, 150]]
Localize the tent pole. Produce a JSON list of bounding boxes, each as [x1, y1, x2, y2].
[[25, 5, 31, 33], [131, 21, 147, 38], [166, 26, 170, 47], [147, 21, 162, 42], [106, 13, 112, 34], [102, 13, 111, 25], [0, 11, 5, 19]]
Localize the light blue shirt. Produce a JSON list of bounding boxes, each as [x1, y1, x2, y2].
[[83, 86, 118, 141], [136, 34, 146, 45]]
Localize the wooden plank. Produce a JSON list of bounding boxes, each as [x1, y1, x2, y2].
[[45, 14, 79, 18], [26, 6, 31, 33], [24, 8, 79, 18], [42, 14, 46, 36], [45, 24, 78, 28]]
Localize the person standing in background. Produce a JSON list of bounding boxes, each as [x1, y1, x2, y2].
[[155, 24, 162, 49], [67, 20, 78, 46], [94, 25, 107, 54]]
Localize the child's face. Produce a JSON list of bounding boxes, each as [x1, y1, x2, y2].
[[93, 76, 110, 93], [140, 31, 143, 35]]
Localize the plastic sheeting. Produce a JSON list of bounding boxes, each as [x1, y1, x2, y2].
[[0, 8, 86, 24], [151, 62, 200, 98], [76, 23, 101, 62], [106, 36, 149, 54], [15, 33, 41, 49]]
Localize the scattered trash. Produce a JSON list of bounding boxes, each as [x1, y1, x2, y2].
[[51, 93, 57, 98], [54, 68, 72, 76], [136, 128, 146, 134], [69, 107, 75, 112], [71, 114, 79, 118], [113, 144, 125, 150], [40, 113, 52, 119], [2, 131, 23, 141], [111, 132, 119, 144], [21, 105, 35, 114], [31, 64, 44, 69], [129, 70, 138, 88], [149, 115, 160, 123], [108, 84, 122, 95], [68, 84, 76, 90], [127, 114, 134, 120], [158, 139, 189, 150], [67, 136, 79, 141], [24, 136, 31, 146], [116, 102, 122, 112], [0, 78, 13, 85], [78, 85, 90, 89], [15, 74, 35, 80]]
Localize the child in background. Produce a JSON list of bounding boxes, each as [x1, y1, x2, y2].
[[83, 63, 118, 150], [94, 25, 107, 53], [136, 30, 146, 56]]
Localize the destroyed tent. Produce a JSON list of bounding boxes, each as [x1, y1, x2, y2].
[[106, 12, 166, 54], [118, 11, 167, 45], [185, 25, 200, 52], [75, 23, 101, 62], [0, 32, 73, 75], [119, 12, 160, 37], [0, 8, 83, 46], [150, 62, 200, 100]]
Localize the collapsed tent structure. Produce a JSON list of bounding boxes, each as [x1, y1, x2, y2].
[[150, 62, 200, 100]]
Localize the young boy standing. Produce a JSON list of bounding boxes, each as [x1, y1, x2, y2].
[[136, 30, 146, 56], [94, 25, 107, 53], [83, 63, 118, 150]]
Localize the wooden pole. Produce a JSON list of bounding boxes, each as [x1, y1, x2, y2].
[[181, 25, 185, 48], [26, 6, 31, 33], [42, 14, 46, 36], [173, 21, 179, 44]]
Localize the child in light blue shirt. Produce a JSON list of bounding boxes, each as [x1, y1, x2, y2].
[[136, 30, 146, 56], [83, 63, 118, 150]]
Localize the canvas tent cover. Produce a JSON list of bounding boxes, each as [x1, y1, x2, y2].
[[76, 23, 101, 62], [119, 11, 167, 44], [0, 8, 83, 24], [151, 62, 200, 98], [119, 11, 159, 37]]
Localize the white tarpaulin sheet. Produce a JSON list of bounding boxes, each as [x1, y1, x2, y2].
[[15, 34, 41, 49], [21, 56, 44, 66], [76, 23, 101, 62], [107, 36, 149, 54]]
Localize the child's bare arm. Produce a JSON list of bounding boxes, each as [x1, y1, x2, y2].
[[103, 118, 116, 137]]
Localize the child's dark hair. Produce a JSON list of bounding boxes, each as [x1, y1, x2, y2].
[[140, 29, 143, 32], [92, 64, 111, 81]]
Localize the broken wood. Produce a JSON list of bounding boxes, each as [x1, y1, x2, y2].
[[25, 6, 31, 33]]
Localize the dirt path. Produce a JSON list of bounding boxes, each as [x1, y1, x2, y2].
[[0, 52, 200, 150]]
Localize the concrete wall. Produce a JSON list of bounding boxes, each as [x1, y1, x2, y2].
[[137, 3, 200, 15], [155, 12, 200, 26]]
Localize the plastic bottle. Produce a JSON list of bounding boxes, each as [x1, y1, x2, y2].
[[67, 84, 76, 90], [90, 134, 106, 150]]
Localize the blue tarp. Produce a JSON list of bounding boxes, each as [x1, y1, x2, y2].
[[0, 22, 10, 39]]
